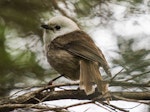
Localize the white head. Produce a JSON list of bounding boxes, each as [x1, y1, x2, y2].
[[41, 16, 80, 46]]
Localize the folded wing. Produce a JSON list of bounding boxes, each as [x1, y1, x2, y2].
[[52, 30, 111, 77]]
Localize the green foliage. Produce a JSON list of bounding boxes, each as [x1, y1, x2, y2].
[[0, 0, 53, 34], [74, 0, 97, 17], [0, 0, 54, 96], [117, 0, 143, 3], [0, 0, 149, 96], [112, 37, 150, 83]]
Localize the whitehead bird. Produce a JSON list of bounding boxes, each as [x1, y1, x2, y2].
[[41, 16, 111, 95]]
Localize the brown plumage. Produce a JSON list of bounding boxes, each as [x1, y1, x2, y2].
[[42, 16, 111, 95], [46, 30, 111, 94]]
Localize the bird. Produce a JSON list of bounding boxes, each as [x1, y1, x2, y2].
[[41, 16, 111, 95]]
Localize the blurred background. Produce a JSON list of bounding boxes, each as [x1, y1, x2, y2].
[[0, 0, 149, 99]]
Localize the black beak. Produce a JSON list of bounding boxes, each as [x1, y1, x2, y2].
[[41, 24, 53, 30]]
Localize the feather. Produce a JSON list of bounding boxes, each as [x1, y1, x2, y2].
[[79, 60, 109, 95], [52, 30, 112, 77], [79, 60, 95, 95]]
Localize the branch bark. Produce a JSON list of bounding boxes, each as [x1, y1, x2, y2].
[[0, 85, 150, 112]]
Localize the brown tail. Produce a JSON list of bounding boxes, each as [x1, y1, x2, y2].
[[79, 60, 108, 95]]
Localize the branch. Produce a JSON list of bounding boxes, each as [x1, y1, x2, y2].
[[0, 104, 68, 112], [124, 70, 150, 81], [0, 85, 150, 112], [51, 0, 68, 17], [0, 80, 149, 112], [0, 80, 149, 91], [110, 81, 150, 87]]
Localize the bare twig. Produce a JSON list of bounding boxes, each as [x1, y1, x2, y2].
[[0, 84, 150, 112], [100, 101, 129, 112], [0, 104, 66, 112], [110, 68, 124, 81], [124, 70, 150, 82], [48, 74, 64, 85], [0, 79, 149, 93], [113, 95, 150, 105]]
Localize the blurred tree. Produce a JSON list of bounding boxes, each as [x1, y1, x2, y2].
[[0, 0, 149, 112], [112, 37, 150, 83], [0, 0, 105, 96], [0, 0, 149, 100], [0, 0, 55, 96]]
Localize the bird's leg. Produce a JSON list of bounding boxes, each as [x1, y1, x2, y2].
[[48, 74, 64, 85], [100, 81, 111, 104]]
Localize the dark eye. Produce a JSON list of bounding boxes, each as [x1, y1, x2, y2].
[[55, 25, 61, 30]]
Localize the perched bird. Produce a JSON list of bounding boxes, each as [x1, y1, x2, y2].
[[41, 16, 111, 95]]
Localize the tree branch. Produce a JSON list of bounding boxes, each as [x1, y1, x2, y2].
[[0, 85, 149, 112], [0, 80, 149, 91]]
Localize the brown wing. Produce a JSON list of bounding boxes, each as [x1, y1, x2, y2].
[[52, 30, 111, 77]]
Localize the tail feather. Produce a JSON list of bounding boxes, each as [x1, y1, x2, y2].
[[79, 60, 95, 95], [79, 60, 108, 95]]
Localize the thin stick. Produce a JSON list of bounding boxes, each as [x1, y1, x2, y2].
[[48, 74, 64, 85], [110, 68, 124, 81]]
